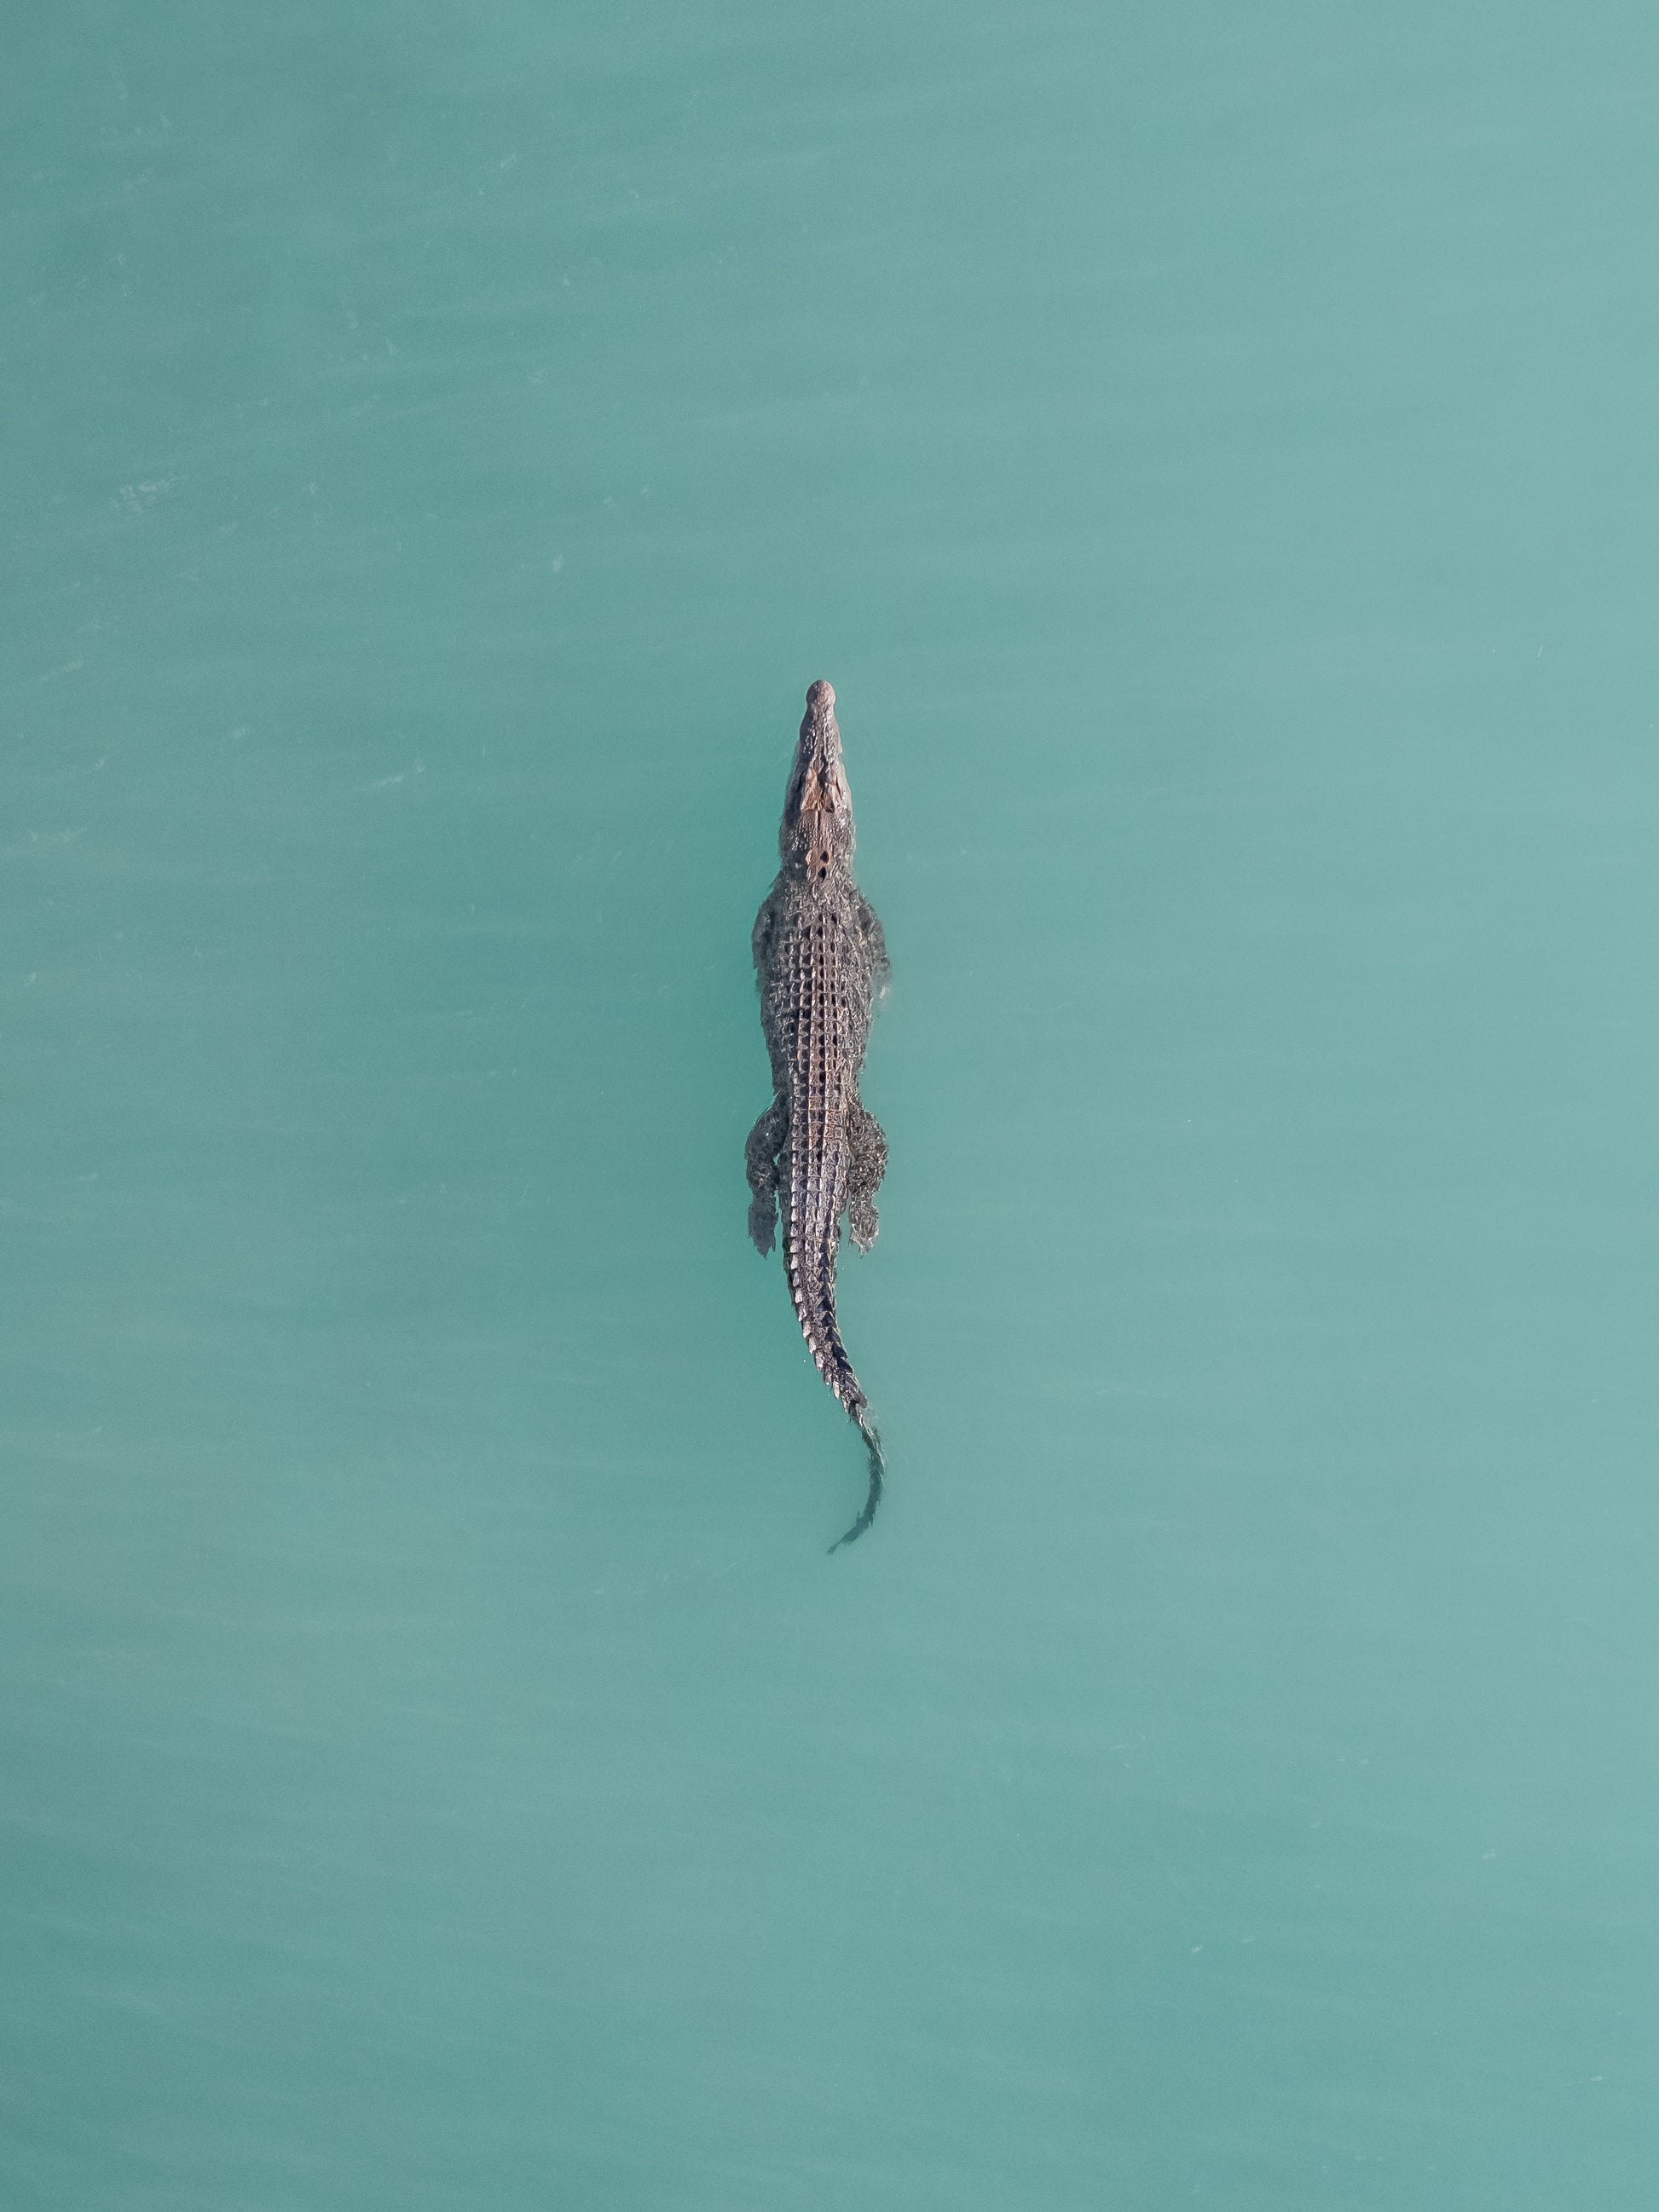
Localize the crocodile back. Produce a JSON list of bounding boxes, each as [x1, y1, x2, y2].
[[772, 894, 871, 1414]]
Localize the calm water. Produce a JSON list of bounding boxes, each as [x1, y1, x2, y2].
[[6, 4, 1658, 2204]]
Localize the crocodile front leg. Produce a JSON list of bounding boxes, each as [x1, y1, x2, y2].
[[858, 894, 891, 998], [847, 1100, 887, 1253], [745, 1096, 789, 1255]]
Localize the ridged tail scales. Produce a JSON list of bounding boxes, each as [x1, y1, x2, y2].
[[783, 1184, 885, 1551]]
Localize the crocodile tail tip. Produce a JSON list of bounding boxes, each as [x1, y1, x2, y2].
[[827, 1417, 885, 1553]]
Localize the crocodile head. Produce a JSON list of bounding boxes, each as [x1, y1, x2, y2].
[[780, 679, 854, 883]]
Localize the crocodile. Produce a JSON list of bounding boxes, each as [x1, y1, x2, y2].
[[746, 679, 891, 1550]]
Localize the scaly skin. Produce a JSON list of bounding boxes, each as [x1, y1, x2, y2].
[[747, 681, 890, 1549]]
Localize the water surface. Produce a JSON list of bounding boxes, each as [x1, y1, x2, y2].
[[5, 3, 1659, 2204]]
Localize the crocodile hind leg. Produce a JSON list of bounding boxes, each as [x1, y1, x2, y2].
[[745, 1097, 789, 1255], [847, 1100, 887, 1253]]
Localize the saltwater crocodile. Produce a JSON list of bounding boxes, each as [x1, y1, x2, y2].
[[746, 680, 890, 1549]]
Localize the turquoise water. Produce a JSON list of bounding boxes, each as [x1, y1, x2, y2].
[[7, 4, 1659, 2203]]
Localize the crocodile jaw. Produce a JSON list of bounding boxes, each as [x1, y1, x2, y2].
[[782, 679, 853, 875]]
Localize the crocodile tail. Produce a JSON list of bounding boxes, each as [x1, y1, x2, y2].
[[784, 1213, 884, 1549], [828, 1414, 884, 1552]]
